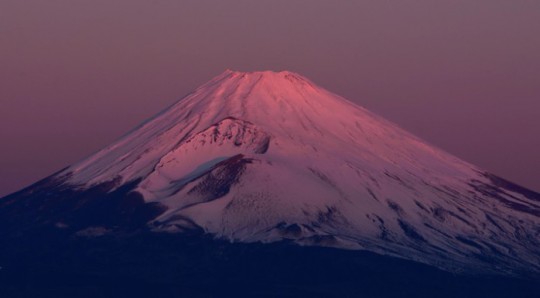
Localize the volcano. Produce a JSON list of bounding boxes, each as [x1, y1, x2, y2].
[[1, 70, 539, 297]]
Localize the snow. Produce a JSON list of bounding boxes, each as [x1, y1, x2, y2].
[[59, 70, 540, 274]]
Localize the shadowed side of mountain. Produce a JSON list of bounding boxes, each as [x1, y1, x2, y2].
[[0, 174, 167, 236]]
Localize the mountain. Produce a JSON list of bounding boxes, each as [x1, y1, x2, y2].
[[1, 70, 539, 297]]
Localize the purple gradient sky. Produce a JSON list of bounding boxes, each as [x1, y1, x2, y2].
[[1, 0, 539, 197]]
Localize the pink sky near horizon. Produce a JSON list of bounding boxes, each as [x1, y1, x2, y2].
[[1, 0, 539, 196]]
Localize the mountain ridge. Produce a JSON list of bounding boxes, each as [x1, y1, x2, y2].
[[1, 70, 540, 277]]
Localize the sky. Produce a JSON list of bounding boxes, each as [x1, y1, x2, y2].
[[0, 0, 539, 197]]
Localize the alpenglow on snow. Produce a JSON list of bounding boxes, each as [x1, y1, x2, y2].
[[2, 70, 540, 275]]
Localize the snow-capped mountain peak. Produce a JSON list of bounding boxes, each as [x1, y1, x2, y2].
[[8, 70, 540, 275]]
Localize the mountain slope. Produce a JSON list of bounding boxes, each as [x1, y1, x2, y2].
[[1, 70, 539, 277]]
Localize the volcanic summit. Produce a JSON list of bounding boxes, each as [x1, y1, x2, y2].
[[2, 71, 540, 293]]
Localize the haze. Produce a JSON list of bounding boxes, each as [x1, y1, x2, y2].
[[1, 0, 539, 197]]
